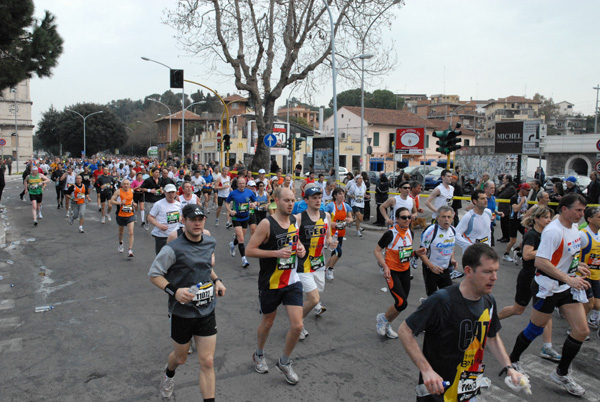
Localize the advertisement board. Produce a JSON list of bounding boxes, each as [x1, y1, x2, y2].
[[312, 137, 334, 175], [395, 127, 425, 155]]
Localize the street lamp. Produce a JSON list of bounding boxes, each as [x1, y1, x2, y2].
[[185, 100, 207, 113], [65, 109, 104, 157], [322, 0, 339, 182], [141, 56, 186, 159], [148, 98, 172, 146]]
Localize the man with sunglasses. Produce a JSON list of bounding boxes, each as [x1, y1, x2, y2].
[[374, 207, 415, 339], [379, 181, 417, 227], [425, 169, 454, 224]]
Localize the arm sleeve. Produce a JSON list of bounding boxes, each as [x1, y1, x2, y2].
[[377, 230, 394, 249], [579, 230, 589, 249], [344, 203, 352, 213], [147, 246, 177, 277], [324, 203, 333, 214], [420, 225, 435, 249]]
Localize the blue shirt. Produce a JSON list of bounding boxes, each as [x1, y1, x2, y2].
[[202, 174, 213, 188], [292, 200, 326, 215], [226, 189, 257, 221]]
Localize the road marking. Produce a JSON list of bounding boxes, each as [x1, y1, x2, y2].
[[0, 317, 21, 329], [0, 299, 15, 310], [0, 338, 23, 353]]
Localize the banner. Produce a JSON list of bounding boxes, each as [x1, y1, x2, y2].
[[395, 127, 425, 155], [312, 137, 334, 175], [494, 122, 523, 154]]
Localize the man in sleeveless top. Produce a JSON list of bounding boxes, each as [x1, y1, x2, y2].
[[379, 181, 417, 227], [425, 169, 454, 224], [110, 178, 137, 257], [246, 188, 307, 385], [23, 166, 50, 226], [214, 166, 231, 228], [399, 243, 524, 401]]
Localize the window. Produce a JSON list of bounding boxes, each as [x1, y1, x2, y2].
[[373, 132, 379, 146], [464, 139, 470, 147]]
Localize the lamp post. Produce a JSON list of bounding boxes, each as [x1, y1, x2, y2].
[[322, 0, 339, 182], [10, 87, 18, 172], [148, 98, 172, 147], [141, 56, 186, 160], [66, 109, 104, 157]]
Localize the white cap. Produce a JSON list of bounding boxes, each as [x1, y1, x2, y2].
[[164, 184, 177, 193], [247, 180, 257, 186], [258, 169, 266, 174]]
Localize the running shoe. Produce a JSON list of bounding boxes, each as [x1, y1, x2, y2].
[[229, 241, 236, 257], [356, 230, 362, 237], [385, 323, 399, 339], [79, 227, 84, 233], [314, 304, 327, 316], [410, 257, 419, 270], [253, 353, 268, 374], [38, 212, 43, 219], [57, 204, 60, 209], [549, 368, 585, 396], [98, 207, 101, 212], [144, 222, 149, 231], [118, 242, 124, 253], [128, 249, 134, 258], [503, 253, 514, 262], [512, 249, 522, 266], [587, 317, 598, 330], [69, 214, 74, 225], [225, 221, 233, 229], [419, 297, 427, 304], [450, 270, 464, 279], [376, 313, 387, 336], [325, 267, 334, 281], [540, 346, 562, 362], [511, 361, 529, 378], [276, 359, 299, 385], [101, 217, 106, 224], [299, 327, 308, 341], [159, 369, 175, 398], [242, 256, 249, 268], [33, 220, 38, 226], [215, 219, 219, 227], [66, 211, 70, 217], [107, 215, 111, 222]]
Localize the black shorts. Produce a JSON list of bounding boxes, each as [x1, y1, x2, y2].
[[218, 197, 227, 206], [248, 213, 257, 225], [133, 192, 144, 203], [29, 193, 43, 203], [100, 191, 113, 203], [170, 311, 217, 344], [587, 278, 600, 299], [202, 188, 212, 195], [515, 267, 536, 307], [422, 265, 452, 297], [259, 281, 303, 315], [116, 215, 136, 226], [532, 281, 579, 314], [232, 219, 248, 228], [352, 206, 364, 215], [386, 269, 411, 312], [509, 219, 525, 238]]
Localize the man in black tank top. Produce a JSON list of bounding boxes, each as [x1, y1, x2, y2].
[[246, 188, 307, 386], [398, 243, 525, 401]]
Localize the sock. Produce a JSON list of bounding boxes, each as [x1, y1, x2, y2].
[[141, 210, 145, 221], [165, 367, 176, 378], [233, 237, 238, 246], [238, 243, 245, 257], [280, 355, 290, 365], [79, 226, 83, 230], [255, 349, 264, 357], [204, 399, 215, 402], [557, 335, 583, 376], [592, 309, 600, 320], [543, 342, 552, 349], [504, 252, 509, 256], [510, 332, 533, 363]]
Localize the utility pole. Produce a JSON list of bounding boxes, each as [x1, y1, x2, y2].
[[594, 85, 600, 134]]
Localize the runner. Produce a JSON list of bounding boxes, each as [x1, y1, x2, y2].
[[110, 178, 137, 257], [147, 184, 183, 255], [323, 187, 353, 281], [246, 180, 259, 236], [225, 177, 256, 268], [179, 182, 201, 208], [149, 204, 225, 399], [95, 166, 116, 224], [141, 167, 163, 230], [374, 207, 414, 339], [416, 206, 457, 297], [256, 169, 271, 193], [295, 186, 336, 340], [579, 207, 600, 333], [300, 171, 315, 198], [347, 174, 367, 237], [379, 181, 417, 227], [504, 183, 531, 262], [398, 243, 524, 401], [246, 187, 307, 385], [200, 169, 213, 211], [455, 190, 492, 252], [254, 181, 270, 226], [61, 166, 76, 218], [23, 166, 50, 226], [64, 174, 92, 233], [92, 163, 104, 211], [508, 193, 590, 396], [425, 169, 454, 224], [322, 180, 335, 205], [214, 166, 231, 228], [51, 163, 65, 209], [131, 172, 146, 227], [211, 167, 221, 208], [498, 205, 561, 361]]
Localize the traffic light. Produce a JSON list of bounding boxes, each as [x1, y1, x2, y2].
[[170, 69, 184, 88], [223, 134, 231, 151], [217, 142, 221, 151], [287, 136, 293, 150], [433, 129, 450, 155], [446, 129, 462, 153], [295, 136, 305, 151]]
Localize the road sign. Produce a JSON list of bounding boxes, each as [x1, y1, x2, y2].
[[264, 133, 277, 147], [596, 139, 600, 152], [522, 120, 541, 155], [0, 139, 6, 146], [395, 127, 425, 154], [217, 132, 222, 143], [273, 123, 286, 134], [595, 161, 600, 174]]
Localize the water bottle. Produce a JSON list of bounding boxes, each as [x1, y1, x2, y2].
[[35, 306, 53, 313], [416, 381, 450, 397], [328, 231, 339, 251]]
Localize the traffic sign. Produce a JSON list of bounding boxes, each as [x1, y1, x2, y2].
[[595, 161, 600, 174], [264, 133, 277, 147], [0, 139, 6, 146], [596, 139, 600, 152], [217, 132, 222, 143]]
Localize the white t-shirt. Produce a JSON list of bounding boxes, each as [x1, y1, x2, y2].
[[420, 224, 456, 269], [190, 176, 206, 193], [536, 219, 581, 294], [455, 208, 492, 252], [179, 194, 199, 207], [150, 199, 183, 238], [348, 183, 366, 208], [432, 184, 455, 219]]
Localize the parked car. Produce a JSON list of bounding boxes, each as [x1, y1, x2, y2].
[[404, 165, 437, 184], [424, 168, 444, 190], [544, 175, 590, 193]]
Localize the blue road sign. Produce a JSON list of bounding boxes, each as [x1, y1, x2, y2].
[[264, 133, 278, 148]]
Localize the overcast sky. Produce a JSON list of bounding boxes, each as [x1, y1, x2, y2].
[[31, 0, 600, 127]]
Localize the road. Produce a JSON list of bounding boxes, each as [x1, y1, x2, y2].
[[0, 176, 599, 402]]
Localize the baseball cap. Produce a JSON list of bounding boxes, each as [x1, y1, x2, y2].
[[258, 169, 266, 174], [247, 180, 257, 187], [304, 186, 323, 198], [182, 204, 206, 218], [518, 183, 531, 190], [566, 176, 577, 183], [164, 184, 177, 193]]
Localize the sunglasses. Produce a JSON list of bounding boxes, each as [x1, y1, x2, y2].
[[398, 215, 411, 220], [401, 186, 411, 189]]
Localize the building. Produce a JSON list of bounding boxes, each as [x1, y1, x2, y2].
[[483, 96, 542, 138], [547, 101, 586, 136], [393, 93, 428, 114], [415, 95, 486, 135], [0, 80, 34, 170], [276, 103, 319, 129], [154, 110, 204, 161]]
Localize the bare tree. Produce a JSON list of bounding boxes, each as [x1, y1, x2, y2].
[[166, 0, 404, 171]]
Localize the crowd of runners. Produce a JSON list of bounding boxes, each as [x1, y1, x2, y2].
[[17, 157, 600, 401]]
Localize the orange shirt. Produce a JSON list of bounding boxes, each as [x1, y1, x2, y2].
[[384, 225, 413, 272], [117, 188, 135, 217]]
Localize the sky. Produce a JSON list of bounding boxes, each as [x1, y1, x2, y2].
[[30, 0, 600, 127]]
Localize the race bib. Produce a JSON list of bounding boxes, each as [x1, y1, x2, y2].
[[166, 211, 180, 224], [587, 253, 600, 270], [446, 198, 453, 206], [278, 242, 297, 270], [30, 184, 39, 189], [309, 255, 325, 271], [192, 283, 214, 307], [456, 370, 485, 402], [568, 255, 580, 275], [356, 196, 364, 203], [238, 203, 249, 212], [335, 221, 346, 230], [398, 246, 413, 263], [258, 202, 268, 211], [476, 237, 489, 244], [76, 193, 85, 200], [121, 204, 133, 213]]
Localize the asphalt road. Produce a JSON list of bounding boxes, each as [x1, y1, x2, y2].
[[0, 177, 599, 402]]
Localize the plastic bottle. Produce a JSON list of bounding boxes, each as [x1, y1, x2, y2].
[[35, 306, 53, 313], [328, 231, 339, 251], [415, 381, 450, 397]]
